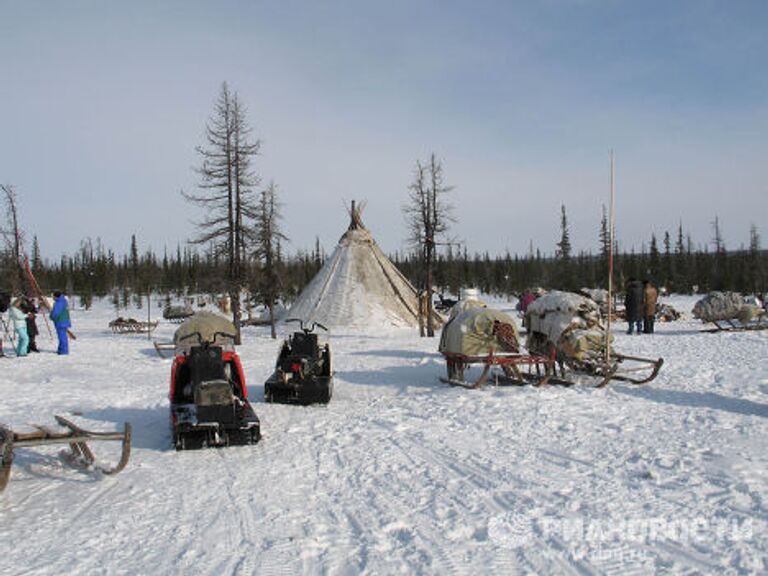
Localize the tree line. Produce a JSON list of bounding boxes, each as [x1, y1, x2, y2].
[[3, 214, 764, 312]]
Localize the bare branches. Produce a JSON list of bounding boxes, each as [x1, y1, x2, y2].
[[253, 182, 288, 338], [1, 184, 28, 291], [183, 82, 262, 341], [402, 154, 455, 336]]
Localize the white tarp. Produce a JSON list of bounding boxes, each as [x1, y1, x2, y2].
[[525, 290, 602, 343]]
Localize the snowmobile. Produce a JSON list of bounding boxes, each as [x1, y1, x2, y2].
[[170, 313, 261, 450], [264, 319, 333, 404]]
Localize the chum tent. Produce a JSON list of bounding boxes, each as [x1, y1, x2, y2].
[[286, 202, 443, 329]]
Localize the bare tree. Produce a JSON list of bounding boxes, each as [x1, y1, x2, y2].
[[1, 184, 27, 292], [402, 153, 454, 337], [183, 82, 260, 342], [253, 182, 288, 339]]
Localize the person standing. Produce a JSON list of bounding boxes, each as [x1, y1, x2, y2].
[[22, 297, 40, 352], [624, 277, 644, 335], [50, 291, 71, 355], [9, 298, 30, 357], [0, 291, 9, 357], [643, 280, 659, 334]]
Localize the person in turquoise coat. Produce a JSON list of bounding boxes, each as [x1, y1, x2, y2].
[[50, 291, 71, 355], [9, 298, 29, 357]]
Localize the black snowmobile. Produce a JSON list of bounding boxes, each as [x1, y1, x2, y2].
[[170, 313, 261, 450], [264, 319, 333, 404]]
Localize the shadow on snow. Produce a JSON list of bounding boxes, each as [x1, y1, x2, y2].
[[617, 386, 768, 419]]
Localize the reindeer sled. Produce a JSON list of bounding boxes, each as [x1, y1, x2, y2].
[[438, 304, 556, 389], [1, 416, 132, 493], [525, 291, 663, 388], [109, 317, 158, 334], [693, 292, 768, 332]]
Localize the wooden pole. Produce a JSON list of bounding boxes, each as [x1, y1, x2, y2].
[[147, 291, 151, 341], [605, 150, 616, 365]]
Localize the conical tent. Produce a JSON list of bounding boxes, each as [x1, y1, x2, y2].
[[287, 203, 442, 328]]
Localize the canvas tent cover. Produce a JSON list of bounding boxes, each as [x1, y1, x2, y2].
[[439, 307, 519, 357], [173, 312, 237, 352], [287, 203, 443, 328]]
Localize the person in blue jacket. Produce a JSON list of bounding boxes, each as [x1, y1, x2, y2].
[[50, 291, 71, 355]]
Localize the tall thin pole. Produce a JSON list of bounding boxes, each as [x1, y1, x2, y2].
[[605, 150, 616, 365], [147, 291, 151, 341]]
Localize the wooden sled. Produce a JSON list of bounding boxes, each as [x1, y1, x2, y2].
[[551, 352, 664, 388], [440, 349, 557, 389], [109, 318, 158, 334], [0, 416, 132, 493]]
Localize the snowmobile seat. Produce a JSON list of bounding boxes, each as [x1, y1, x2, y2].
[[290, 332, 319, 359], [189, 345, 226, 385]]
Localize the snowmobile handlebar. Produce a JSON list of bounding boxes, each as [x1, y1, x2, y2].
[[177, 330, 237, 344], [286, 318, 328, 334]]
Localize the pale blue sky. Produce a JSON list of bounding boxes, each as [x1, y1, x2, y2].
[[1, 1, 766, 260]]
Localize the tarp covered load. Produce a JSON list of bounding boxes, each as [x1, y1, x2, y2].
[[657, 303, 681, 322], [446, 297, 487, 320], [164, 304, 194, 321], [692, 292, 745, 322], [560, 329, 608, 362], [439, 307, 519, 357], [526, 291, 602, 343], [525, 291, 612, 361], [579, 288, 609, 306], [174, 312, 236, 353]]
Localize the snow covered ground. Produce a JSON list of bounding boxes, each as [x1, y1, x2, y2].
[[1, 295, 766, 575]]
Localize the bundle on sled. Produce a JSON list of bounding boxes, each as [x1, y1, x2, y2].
[[170, 312, 260, 450], [264, 319, 333, 404], [656, 303, 681, 322], [692, 291, 767, 332], [525, 291, 663, 387], [109, 317, 158, 334], [163, 304, 195, 323], [438, 303, 555, 389], [1, 415, 131, 493]]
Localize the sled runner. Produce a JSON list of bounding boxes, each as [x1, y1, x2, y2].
[[0, 416, 132, 492], [170, 313, 261, 450], [526, 291, 663, 388], [700, 316, 768, 332], [264, 319, 333, 404], [440, 349, 557, 389]]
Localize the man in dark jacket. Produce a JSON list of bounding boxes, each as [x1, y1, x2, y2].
[[22, 297, 39, 352], [624, 278, 644, 335]]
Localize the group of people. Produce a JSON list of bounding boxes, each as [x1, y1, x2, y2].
[[1, 291, 72, 357], [624, 278, 659, 334]]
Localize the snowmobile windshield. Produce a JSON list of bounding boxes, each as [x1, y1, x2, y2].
[[174, 312, 237, 350]]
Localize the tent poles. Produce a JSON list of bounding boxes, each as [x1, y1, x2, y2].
[[605, 150, 616, 365]]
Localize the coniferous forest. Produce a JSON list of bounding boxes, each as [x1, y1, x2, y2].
[[2, 216, 766, 311]]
